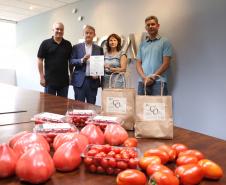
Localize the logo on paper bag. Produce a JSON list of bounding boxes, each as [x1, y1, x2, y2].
[[143, 103, 165, 120], [106, 97, 127, 113]]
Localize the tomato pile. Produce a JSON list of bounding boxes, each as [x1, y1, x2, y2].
[[66, 109, 96, 127], [83, 144, 139, 175], [0, 125, 224, 185], [134, 143, 223, 185]]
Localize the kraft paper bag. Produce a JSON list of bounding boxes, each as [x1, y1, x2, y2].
[[101, 73, 135, 130], [135, 95, 173, 139]]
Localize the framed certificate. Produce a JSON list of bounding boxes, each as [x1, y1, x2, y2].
[[89, 55, 104, 76]]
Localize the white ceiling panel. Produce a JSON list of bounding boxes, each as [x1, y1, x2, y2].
[[0, 0, 81, 23]]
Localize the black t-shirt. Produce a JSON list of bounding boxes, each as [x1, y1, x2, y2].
[[37, 37, 72, 87]]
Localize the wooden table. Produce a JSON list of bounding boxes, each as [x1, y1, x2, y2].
[[0, 83, 225, 185]]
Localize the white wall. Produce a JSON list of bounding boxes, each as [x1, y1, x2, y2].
[[16, 0, 226, 140]]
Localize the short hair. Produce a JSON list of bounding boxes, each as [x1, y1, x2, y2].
[[145, 15, 159, 24], [106, 33, 122, 52], [83, 25, 95, 33], [53, 22, 64, 29]]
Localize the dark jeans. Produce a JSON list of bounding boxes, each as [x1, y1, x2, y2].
[[44, 85, 69, 98], [138, 81, 168, 96], [73, 77, 98, 104]]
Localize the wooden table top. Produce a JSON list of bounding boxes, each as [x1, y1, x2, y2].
[[0, 83, 225, 185]]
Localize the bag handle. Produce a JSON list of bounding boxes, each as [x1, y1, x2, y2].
[[144, 74, 164, 96], [109, 72, 126, 89]]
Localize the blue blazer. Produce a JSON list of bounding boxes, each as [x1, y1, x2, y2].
[[70, 43, 104, 88]]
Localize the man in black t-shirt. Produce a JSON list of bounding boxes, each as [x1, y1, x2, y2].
[[37, 22, 72, 97]]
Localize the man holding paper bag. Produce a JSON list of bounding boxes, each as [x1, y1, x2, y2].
[[136, 15, 173, 96], [70, 25, 104, 104]]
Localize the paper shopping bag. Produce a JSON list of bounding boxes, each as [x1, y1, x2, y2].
[[135, 95, 173, 139], [101, 73, 135, 130], [134, 74, 174, 139]]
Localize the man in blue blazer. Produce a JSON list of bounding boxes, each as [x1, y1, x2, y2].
[[70, 25, 104, 104]]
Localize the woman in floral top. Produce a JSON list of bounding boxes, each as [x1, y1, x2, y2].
[[103, 33, 127, 88]]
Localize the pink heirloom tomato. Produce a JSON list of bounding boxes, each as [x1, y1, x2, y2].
[[16, 146, 55, 184], [0, 143, 18, 178]]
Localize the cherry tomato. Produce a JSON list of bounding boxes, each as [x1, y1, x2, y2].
[[88, 164, 97, 173], [128, 158, 138, 169], [83, 157, 93, 166], [198, 159, 223, 180], [175, 164, 203, 185], [138, 156, 161, 170], [178, 149, 204, 160], [108, 157, 117, 168], [96, 166, 105, 173], [117, 161, 128, 170], [176, 155, 199, 166], [116, 169, 146, 185], [123, 138, 138, 147], [100, 158, 108, 168], [87, 149, 98, 157], [106, 167, 114, 175], [150, 171, 179, 185], [144, 149, 169, 164], [146, 164, 174, 176]]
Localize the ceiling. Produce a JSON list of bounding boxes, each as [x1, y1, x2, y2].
[[0, 0, 80, 23]]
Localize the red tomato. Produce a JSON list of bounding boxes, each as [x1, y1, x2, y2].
[[96, 166, 105, 173], [144, 149, 169, 164], [112, 147, 122, 154], [158, 144, 177, 161], [81, 124, 105, 145], [106, 167, 114, 175], [103, 144, 112, 153], [108, 157, 117, 168], [53, 132, 76, 150], [13, 133, 50, 157], [91, 145, 105, 152], [104, 124, 128, 146], [175, 164, 203, 185], [71, 134, 89, 153], [16, 146, 55, 184], [84, 157, 93, 166], [88, 164, 97, 173], [8, 131, 30, 148], [53, 141, 81, 172], [116, 169, 146, 185], [178, 149, 204, 161], [146, 164, 174, 176], [117, 161, 128, 170], [176, 155, 199, 166], [198, 159, 223, 180], [138, 156, 161, 170], [171, 143, 188, 157], [123, 138, 138, 147], [128, 158, 138, 169], [107, 150, 116, 157], [87, 149, 99, 156], [150, 171, 179, 185], [100, 157, 108, 168], [0, 143, 18, 178]]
